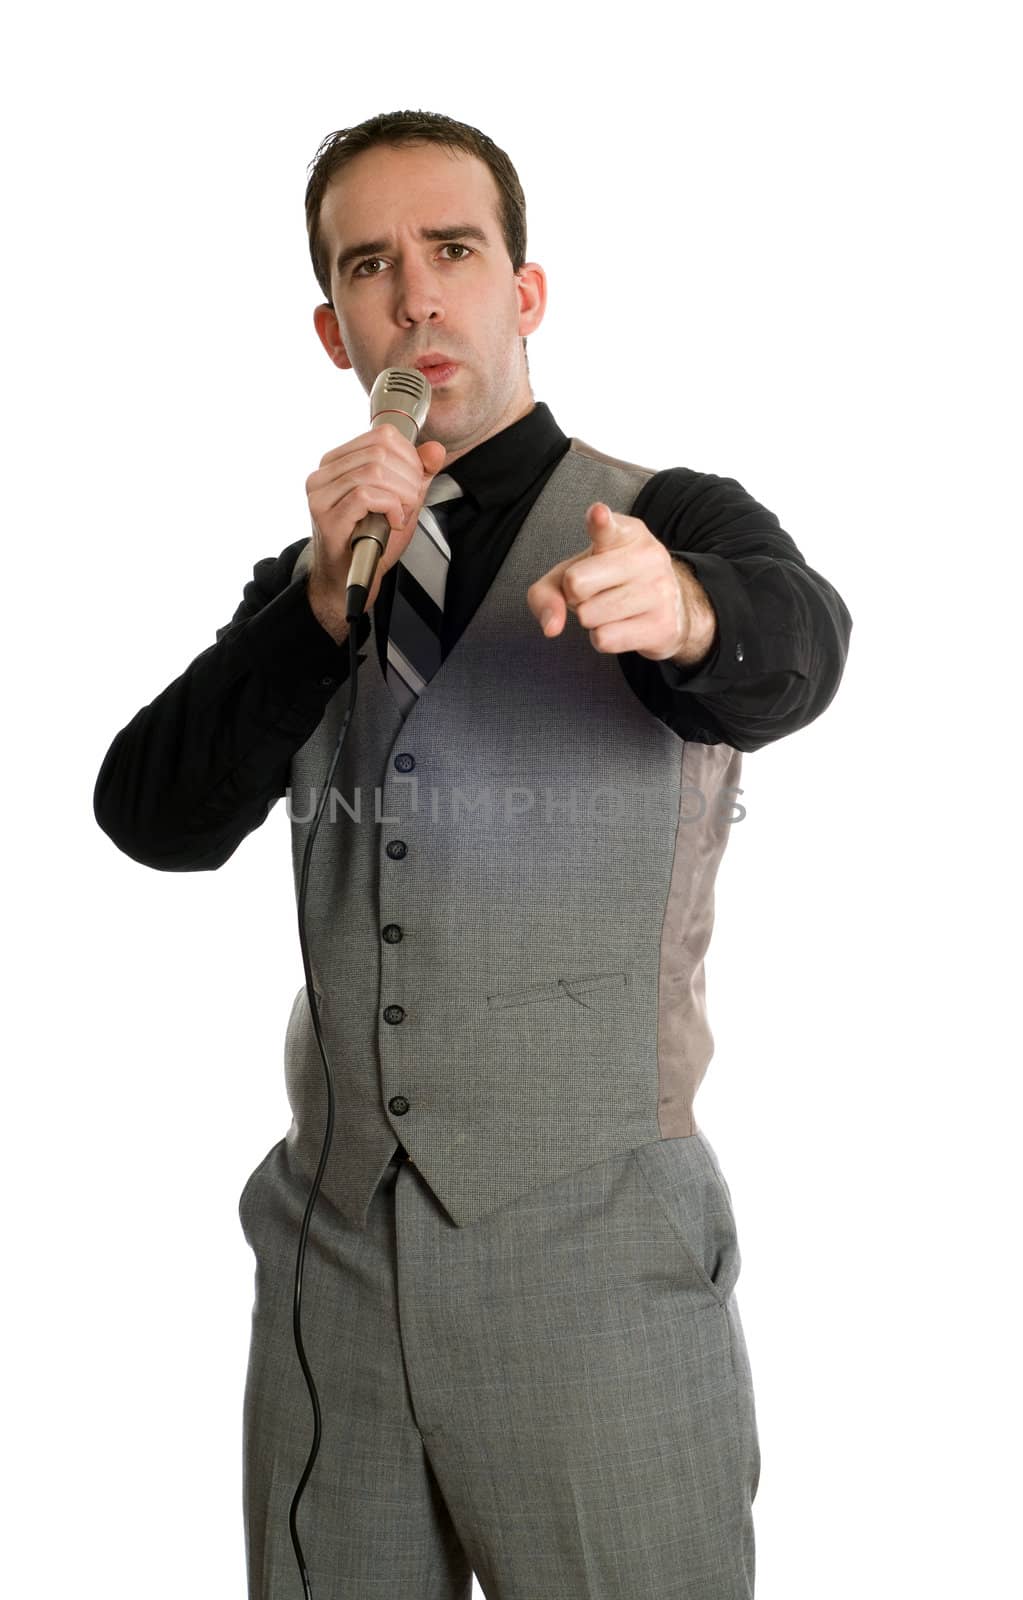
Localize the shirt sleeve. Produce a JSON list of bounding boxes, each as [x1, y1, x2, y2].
[[619, 467, 854, 751], [92, 539, 371, 871]]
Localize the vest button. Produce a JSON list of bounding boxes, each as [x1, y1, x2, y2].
[[382, 923, 403, 943], [394, 753, 415, 772], [735, 640, 745, 662], [383, 1005, 405, 1024], [386, 840, 407, 859], [388, 1096, 410, 1116]]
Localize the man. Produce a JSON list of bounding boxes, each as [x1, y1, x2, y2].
[[94, 110, 852, 1599]]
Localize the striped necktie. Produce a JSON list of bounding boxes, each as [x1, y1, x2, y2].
[[385, 471, 462, 719]]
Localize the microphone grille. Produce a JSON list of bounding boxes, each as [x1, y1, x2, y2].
[[370, 366, 431, 430]]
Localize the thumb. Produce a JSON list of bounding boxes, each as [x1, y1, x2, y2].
[[417, 439, 448, 476], [586, 502, 629, 547]]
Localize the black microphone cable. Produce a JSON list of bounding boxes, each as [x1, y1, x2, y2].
[[278, 366, 430, 1596], [287, 605, 363, 1600]]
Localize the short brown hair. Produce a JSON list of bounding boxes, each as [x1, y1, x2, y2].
[[305, 109, 531, 359]]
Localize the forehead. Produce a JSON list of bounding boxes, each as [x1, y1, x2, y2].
[[320, 143, 501, 252]]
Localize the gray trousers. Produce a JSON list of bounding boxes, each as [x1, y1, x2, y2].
[[237, 1131, 760, 1598]]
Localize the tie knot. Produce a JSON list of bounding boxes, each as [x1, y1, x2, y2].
[[424, 471, 462, 509]]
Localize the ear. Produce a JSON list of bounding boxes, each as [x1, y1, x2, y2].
[[312, 302, 352, 370], [515, 262, 547, 339]]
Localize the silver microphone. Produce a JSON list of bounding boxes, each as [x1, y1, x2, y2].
[[345, 366, 433, 620]]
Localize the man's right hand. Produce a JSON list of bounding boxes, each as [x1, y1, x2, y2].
[[305, 425, 448, 642]]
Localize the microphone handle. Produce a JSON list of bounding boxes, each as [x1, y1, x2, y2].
[[346, 407, 422, 621]]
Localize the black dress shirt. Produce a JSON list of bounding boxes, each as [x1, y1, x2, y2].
[[93, 400, 852, 872]]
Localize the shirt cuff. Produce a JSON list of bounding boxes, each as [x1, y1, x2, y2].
[[658, 551, 758, 695], [238, 575, 371, 698]]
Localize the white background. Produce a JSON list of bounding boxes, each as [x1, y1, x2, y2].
[[3, 1, 1019, 1595]]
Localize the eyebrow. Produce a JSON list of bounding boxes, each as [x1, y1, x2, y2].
[[335, 224, 491, 278]]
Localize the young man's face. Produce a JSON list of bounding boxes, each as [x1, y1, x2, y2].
[[313, 142, 547, 463]]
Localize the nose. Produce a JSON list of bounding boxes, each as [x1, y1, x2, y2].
[[393, 254, 445, 328]]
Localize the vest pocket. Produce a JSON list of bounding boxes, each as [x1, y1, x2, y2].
[[487, 969, 628, 1009]]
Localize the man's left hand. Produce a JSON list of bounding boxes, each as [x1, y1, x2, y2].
[[526, 503, 718, 665]]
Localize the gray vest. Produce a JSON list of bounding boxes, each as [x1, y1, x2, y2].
[[281, 438, 742, 1231]]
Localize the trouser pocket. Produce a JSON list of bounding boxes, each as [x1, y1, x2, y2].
[[632, 1131, 742, 1305]]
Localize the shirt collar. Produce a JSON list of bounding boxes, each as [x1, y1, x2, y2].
[[441, 400, 569, 509]]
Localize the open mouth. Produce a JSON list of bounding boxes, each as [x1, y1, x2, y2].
[[419, 362, 459, 385]]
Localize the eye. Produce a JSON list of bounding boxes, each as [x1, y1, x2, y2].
[[351, 243, 474, 278]]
